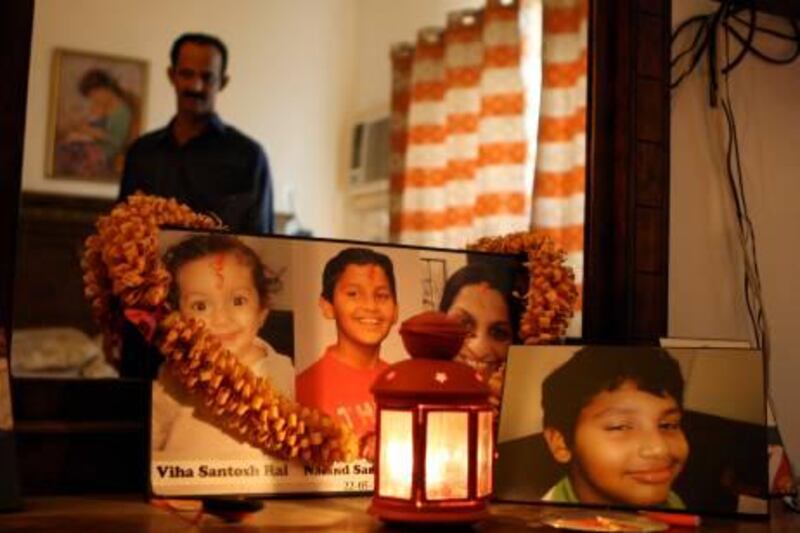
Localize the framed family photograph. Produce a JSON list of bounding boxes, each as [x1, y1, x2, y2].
[[495, 345, 769, 517], [46, 48, 148, 182], [149, 229, 527, 498]]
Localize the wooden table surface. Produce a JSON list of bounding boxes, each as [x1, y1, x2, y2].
[[0, 496, 798, 531]]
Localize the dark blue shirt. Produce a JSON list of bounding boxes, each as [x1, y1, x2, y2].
[[118, 114, 274, 234]]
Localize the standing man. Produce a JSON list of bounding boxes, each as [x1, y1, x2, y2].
[[118, 33, 273, 378], [119, 33, 273, 234]]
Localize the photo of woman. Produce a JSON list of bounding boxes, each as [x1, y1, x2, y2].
[[438, 260, 523, 409]]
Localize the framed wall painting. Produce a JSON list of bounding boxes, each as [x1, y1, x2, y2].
[[46, 48, 147, 183], [495, 345, 768, 517], [149, 229, 526, 498]]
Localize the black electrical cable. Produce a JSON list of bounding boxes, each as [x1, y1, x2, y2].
[[708, 7, 720, 106], [669, 0, 793, 352], [670, 0, 800, 97], [731, 11, 799, 41], [721, 4, 758, 74], [720, 22, 766, 353], [671, 14, 710, 66], [671, 17, 709, 69], [724, 20, 800, 66], [720, 99, 761, 348], [670, 14, 714, 89]]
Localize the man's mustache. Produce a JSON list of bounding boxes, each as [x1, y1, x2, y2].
[[181, 91, 206, 100]]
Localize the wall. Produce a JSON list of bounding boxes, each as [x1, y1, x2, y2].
[[351, 0, 483, 119], [670, 1, 800, 470], [23, 0, 357, 238]]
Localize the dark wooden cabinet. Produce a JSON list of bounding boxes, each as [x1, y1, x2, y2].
[[13, 194, 113, 333], [585, 0, 670, 343]]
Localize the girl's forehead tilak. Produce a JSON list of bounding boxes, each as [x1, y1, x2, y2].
[[211, 253, 226, 289]]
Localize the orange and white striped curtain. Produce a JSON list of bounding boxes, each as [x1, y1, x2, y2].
[[389, 0, 586, 335], [533, 0, 587, 336], [390, 0, 532, 248]]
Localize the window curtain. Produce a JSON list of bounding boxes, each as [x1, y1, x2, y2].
[[532, 0, 587, 336], [389, 0, 586, 334], [390, 0, 533, 248]]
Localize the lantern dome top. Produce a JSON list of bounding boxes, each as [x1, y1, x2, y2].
[[371, 357, 490, 401], [373, 311, 490, 401], [398, 311, 467, 360]]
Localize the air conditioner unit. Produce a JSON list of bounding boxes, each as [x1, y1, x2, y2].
[[349, 116, 391, 191]]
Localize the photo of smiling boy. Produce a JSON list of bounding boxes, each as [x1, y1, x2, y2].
[[541, 346, 689, 509], [295, 247, 398, 439]]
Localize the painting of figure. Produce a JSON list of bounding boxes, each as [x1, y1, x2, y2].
[[47, 49, 147, 182]]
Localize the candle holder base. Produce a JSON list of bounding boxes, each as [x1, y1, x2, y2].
[[369, 497, 489, 525]]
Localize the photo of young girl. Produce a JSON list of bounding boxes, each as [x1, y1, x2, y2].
[[495, 345, 768, 516], [152, 234, 293, 460]]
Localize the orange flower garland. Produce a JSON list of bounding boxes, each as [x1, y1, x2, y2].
[[468, 231, 578, 344], [81, 193, 357, 466]]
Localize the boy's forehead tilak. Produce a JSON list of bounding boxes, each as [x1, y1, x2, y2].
[[363, 264, 382, 282], [341, 264, 389, 285]]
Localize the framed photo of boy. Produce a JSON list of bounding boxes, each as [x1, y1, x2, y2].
[[149, 228, 526, 498], [495, 345, 769, 517], [46, 48, 147, 183]]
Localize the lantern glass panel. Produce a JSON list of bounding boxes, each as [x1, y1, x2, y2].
[[378, 409, 414, 499], [476, 410, 493, 497], [424, 411, 468, 500]]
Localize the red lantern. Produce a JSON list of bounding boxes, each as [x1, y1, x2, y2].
[[369, 312, 494, 524]]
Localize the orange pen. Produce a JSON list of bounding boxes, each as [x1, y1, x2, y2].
[[640, 510, 702, 527]]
